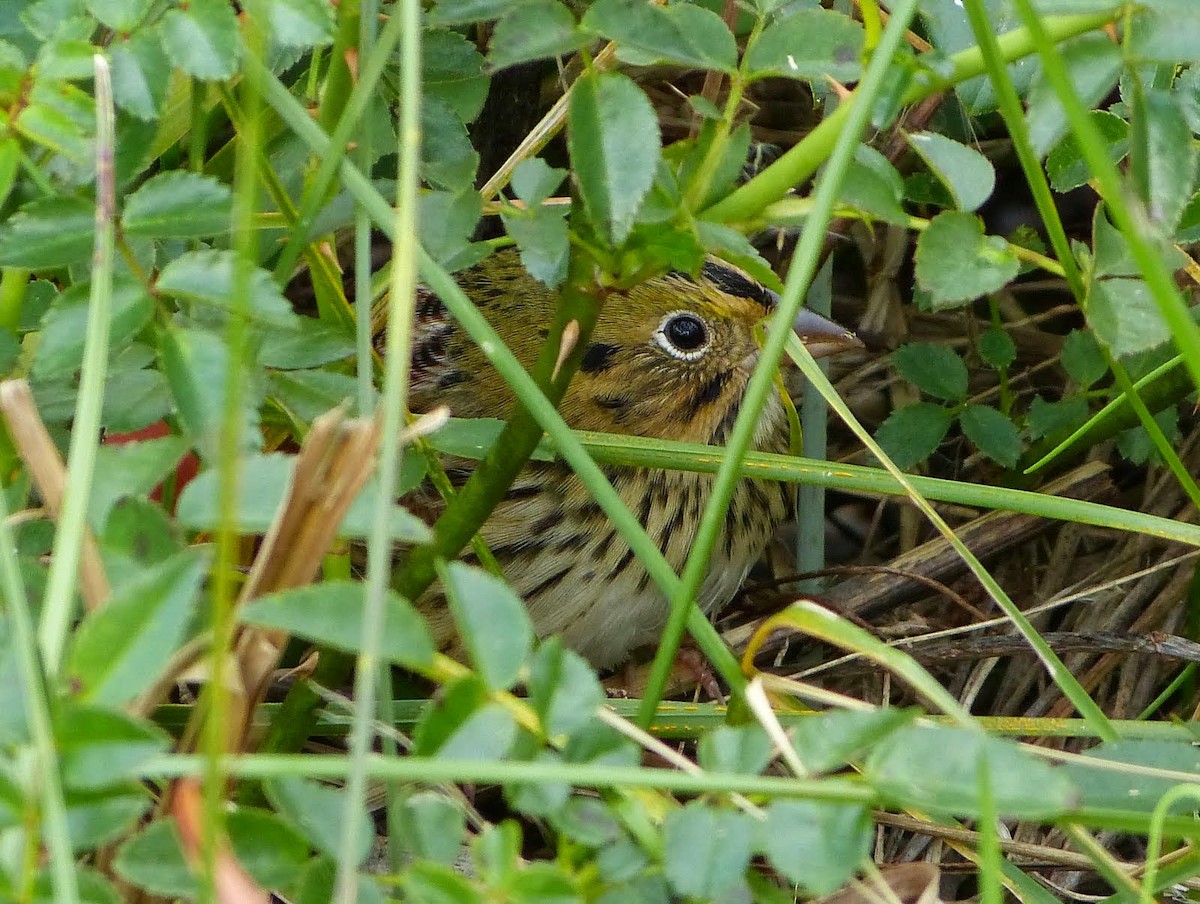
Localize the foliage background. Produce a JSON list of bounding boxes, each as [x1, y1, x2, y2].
[[1, 0, 1200, 901]]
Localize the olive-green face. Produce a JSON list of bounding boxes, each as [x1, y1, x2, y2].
[[560, 266, 778, 443]]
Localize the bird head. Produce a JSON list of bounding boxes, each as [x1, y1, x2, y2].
[[560, 260, 862, 444]]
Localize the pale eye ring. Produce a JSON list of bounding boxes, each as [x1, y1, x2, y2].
[[655, 311, 710, 361]]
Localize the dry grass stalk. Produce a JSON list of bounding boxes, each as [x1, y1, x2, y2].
[[231, 404, 381, 750], [0, 378, 111, 610]]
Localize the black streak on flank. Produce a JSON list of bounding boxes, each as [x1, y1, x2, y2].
[[526, 565, 572, 600], [594, 394, 631, 415], [437, 370, 469, 390], [580, 342, 619, 374]]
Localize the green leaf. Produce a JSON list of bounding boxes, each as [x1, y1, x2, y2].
[[32, 276, 153, 380], [0, 327, 18, 376], [508, 863, 580, 902], [87, 0, 153, 30], [395, 792, 467, 866], [55, 704, 169, 791], [511, 157, 567, 207], [0, 137, 20, 211], [265, 776, 373, 863], [421, 96, 480, 192], [662, 803, 754, 899], [874, 403, 952, 469], [67, 548, 209, 707], [293, 861, 387, 904], [744, 8, 864, 82], [175, 453, 432, 542], [425, 29, 490, 123], [1117, 405, 1177, 465], [1060, 329, 1108, 387], [978, 327, 1016, 369], [100, 368, 172, 434], [402, 863, 481, 904], [65, 786, 150, 851], [88, 435, 188, 530], [960, 404, 1022, 468], [1128, 2, 1200, 63], [419, 692, 519, 762], [581, 0, 736, 72], [914, 211, 1020, 307], [108, 29, 171, 121], [35, 26, 96, 81], [15, 100, 90, 162], [259, 319, 355, 369], [428, 417, 555, 462], [762, 801, 872, 895], [528, 638, 605, 738], [1131, 87, 1196, 231], [122, 171, 233, 238], [431, 0, 525, 26], [837, 144, 907, 224], [1063, 739, 1200, 813], [891, 343, 968, 401], [159, 327, 263, 462], [160, 0, 241, 81], [790, 707, 919, 774], [268, 369, 359, 422], [439, 560, 533, 690], [240, 581, 435, 671], [1027, 395, 1090, 440], [473, 821, 521, 886], [866, 724, 1074, 818], [501, 205, 570, 288], [33, 867, 122, 904], [697, 725, 773, 775], [0, 196, 95, 269], [156, 250, 297, 328], [905, 131, 995, 212], [1025, 33, 1121, 155], [568, 71, 661, 247], [1176, 190, 1200, 243], [1046, 110, 1129, 193], [115, 810, 310, 897], [421, 190, 487, 271], [487, 0, 583, 70], [1087, 278, 1170, 357], [262, 0, 335, 48]]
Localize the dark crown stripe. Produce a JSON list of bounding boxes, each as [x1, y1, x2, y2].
[[665, 263, 777, 310]]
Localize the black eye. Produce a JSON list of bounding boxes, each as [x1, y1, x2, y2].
[[659, 312, 709, 358]]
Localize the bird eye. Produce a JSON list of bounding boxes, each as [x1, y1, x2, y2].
[[656, 311, 710, 361]]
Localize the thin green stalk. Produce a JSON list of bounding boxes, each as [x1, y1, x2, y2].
[[638, 0, 921, 728], [333, 0, 418, 896], [977, 759, 1002, 904], [1010, 0, 1200, 396], [37, 55, 116, 678], [271, 4, 406, 282], [964, 0, 1200, 513], [201, 9, 265, 898], [1142, 786, 1200, 904], [145, 753, 877, 802], [0, 488, 76, 901], [703, 10, 1118, 225], [961, 0, 1085, 299], [575, 433, 1200, 546]]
